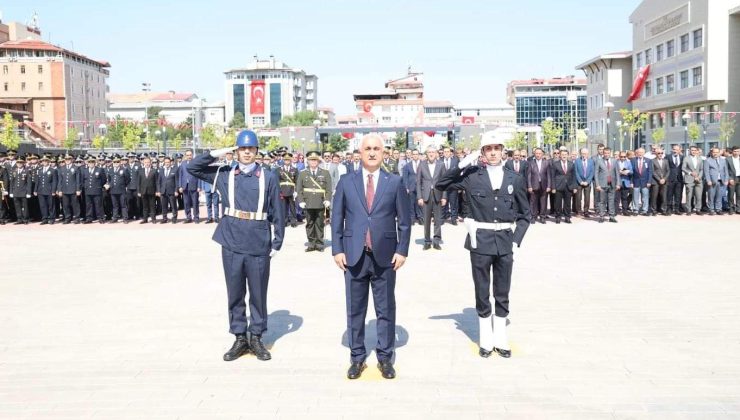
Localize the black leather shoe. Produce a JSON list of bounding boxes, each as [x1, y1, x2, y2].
[[433, 243, 442, 250], [223, 335, 250, 362], [316, 246, 325, 252], [40, 220, 48, 225], [451, 219, 458, 226], [347, 361, 366, 379], [250, 335, 271, 361], [63, 220, 71, 225], [598, 217, 604, 223], [564, 218, 572, 224], [205, 218, 213, 224], [423, 244, 431, 250], [609, 217, 618, 223], [184, 219, 193, 224], [377, 361, 396, 379], [161, 219, 169, 224], [493, 347, 511, 358], [479, 348, 493, 358], [171, 219, 177, 224], [555, 218, 560, 224], [305, 246, 315, 252], [290, 222, 297, 228], [73, 219, 81, 224], [140, 220, 148, 224], [194, 219, 200, 224]]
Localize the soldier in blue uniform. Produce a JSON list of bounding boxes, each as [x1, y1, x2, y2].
[[187, 130, 285, 362], [105, 156, 131, 223], [81, 155, 107, 224], [436, 133, 531, 359], [57, 155, 82, 224], [34, 155, 58, 225], [0, 152, 8, 224], [9, 155, 31, 224]]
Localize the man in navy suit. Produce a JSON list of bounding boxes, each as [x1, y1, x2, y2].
[[157, 156, 179, 223], [331, 133, 411, 380], [630, 148, 653, 215], [401, 149, 423, 224], [178, 150, 201, 223], [574, 148, 595, 217]]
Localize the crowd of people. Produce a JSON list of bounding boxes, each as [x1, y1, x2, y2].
[[1, 141, 739, 228]]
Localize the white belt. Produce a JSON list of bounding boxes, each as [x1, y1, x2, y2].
[[223, 208, 267, 221], [463, 218, 514, 249]]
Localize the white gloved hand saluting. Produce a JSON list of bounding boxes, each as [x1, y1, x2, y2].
[[292, 191, 297, 199], [269, 249, 278, 258], [458, 150, 481, 169], [323, 201, 331, 208], [210, 146, 237, 158], [299, 202, 306, 209]]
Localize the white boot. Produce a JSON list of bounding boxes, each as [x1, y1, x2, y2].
[[492, 316, 511, 357], [478, 315, 493, 352]]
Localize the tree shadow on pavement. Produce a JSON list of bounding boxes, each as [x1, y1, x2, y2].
[[429, 308, 479, 344], [262, 309, 303, 346]]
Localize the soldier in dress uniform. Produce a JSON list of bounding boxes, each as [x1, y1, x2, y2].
[[81, 155, 107, 223], [105, 156, 131, 223], [0, 152, 9, 224], [102, 155, 113, 220], [381, 148, 399, 175], [125, 152, 141, 220], [296, 151, 333, 252], [57, 155, 82, 224], [187, 130, 285, 362], [26, 154, 41, 222], [34, 155, 58, 225], [277, 152, 298, 227], [436, 132, 531, 359], [9, 155, 31, 224]]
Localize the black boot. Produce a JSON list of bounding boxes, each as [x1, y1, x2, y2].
[[223, 334, 250, 362], [249, 334, 271, 361]]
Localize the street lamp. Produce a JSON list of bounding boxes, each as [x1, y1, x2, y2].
[[98, 123, 107, 153], [77, 131, 84, 149], [142, 82, 151, 125], [682, 112, 691, 154], [155, 129, 167, 156], [615, 120, 623, 151], [604, 101, 614, 151], [544, 117, 554, 152], [700, 114, 708, 152], [313, 119, 321, 152]]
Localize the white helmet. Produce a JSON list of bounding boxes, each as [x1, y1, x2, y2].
[[480, 131, 505, 149]]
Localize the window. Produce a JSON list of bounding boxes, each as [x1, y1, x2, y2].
[[644, 81, 651, 97], [21, 82, 26, 91], [656, 44, 663, 61], [645, 48, 652, 65], [666, 74, 675, 92], [710, 104, 719, 123], [666, 39, 675, 58], [681, 108, 690, 126], [20, 65, 26, 74], [38, 65, 43, 74], [680, 70, 689, 89], [680, 34, 689, 53], [695, 106, 705, 124], [38, 82, 43, 91], [656, 77, 664, 95], [692, 67, 703, 86], [693, 28, 703, 48], [635, 52, 642, 69], [40, 102, 46, 112], [650, 114, 656, 129], [3, 82, 7, 92], [2, 65, 7, 74], [671, 111, 677, 127]]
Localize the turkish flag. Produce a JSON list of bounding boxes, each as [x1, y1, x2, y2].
[[461, 116, 475, 124], [250, 80, 266, 115], [362, 101, 373, 113], [628, 65, 651, 102], [424, 131, 436, 137], [341, 132, 354, 139]]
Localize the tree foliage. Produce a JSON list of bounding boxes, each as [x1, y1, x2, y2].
[[651, 127, 666, 144], [328, 133, 348, 153], [541, 119, 563, 148], [63, 126, 79, 150], [91, 134, 109, 151], [121, 124, 143, 151], [392, 132, 407, 150], [617, 108, 649, 150], [687, 122, 701, 143], [229, 112, 246, 129], [277, 111, 319, 127], [719, 114, 736, 148], [506, 131, 527, 151], [259, 136, 281, 151], [199, 124, 220, 149], [290, 139, 303, 153], [0, 112, 21, 150]]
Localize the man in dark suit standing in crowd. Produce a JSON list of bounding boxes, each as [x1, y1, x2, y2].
[[34, 155, 58, 225], [526, 148, 550, 224], [650, 148, 670, 215], [666, 144, 684, 215], [138, 156, 158, 224], [550, 149, 577, 224], [81, 155, 107, 224], [417, 146, 447, 250], [178, 149, 201, 223], [157, 156, 179, 223], [402, 149, 423, 225], [440, 147, 460, 224]]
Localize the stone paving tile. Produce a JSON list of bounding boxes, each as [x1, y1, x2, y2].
[[1, 215, 739, 418]]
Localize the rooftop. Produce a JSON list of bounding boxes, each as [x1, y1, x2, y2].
[[108, 92, 198, 104], [575, 51, 633, 70], [508, 76, 587, 87], [0, 39, 110, 67]]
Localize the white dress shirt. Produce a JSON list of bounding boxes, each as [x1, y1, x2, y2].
[[732, 157, 740, 176], [362, 167, 379, 195], [487, 163, 504, 190]]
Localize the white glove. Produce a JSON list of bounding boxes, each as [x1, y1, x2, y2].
[[2, 191, 7, 196], [269, 249, 278, 258], [292, 191, 297, 199], [458, 151, 481, 169], [210, 146, 237, 158], [9, 194, 13, 198], [299, 202, 306, 209], [26, 194, 31, 199], [323, 200, 331, 208]]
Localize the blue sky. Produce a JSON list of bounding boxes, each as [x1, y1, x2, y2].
[[3, 1, 640, 115]]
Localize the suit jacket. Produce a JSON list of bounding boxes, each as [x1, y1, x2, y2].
[[526, 159, 551, 191], [667, 153, 684, 183], [728, 156, 740, 178], [402, 159, 420, 192], [550, 160, 577, 191], [615, 159, 634, 188], [630, 157, 653, 188], [277, 165, 298, 196], [81, 166, 107, 196], [681, 155, 704, 185], [9, 167, 31, 196], [703, 156, 728, 184], [107, 166, 130, 195], [594, 157, 621, 189], [504, 159, 528, 177], [138, 166, 158, 195], [440, 156, 459, 173], [34, 166, 58, 195], [347, 161, 362, 174], [157, 166, 179, 195], [651, 157, 670, 184], [331, 169, 411, 268], [178, 160, 199, 191], [574, 157, 595, 184], [381, 159, 399, 175], [416, 160, 447, 202]]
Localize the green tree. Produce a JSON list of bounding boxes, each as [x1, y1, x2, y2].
[[392, 132, 407, 150], [259, 136, 281, 151], [290, 139, 303, 153], [277, 111, 319, 127], [541, 119, 563, 150], [687, 122, 701, 143], [328, 133, 348, 152], [506, 131, 527, 151], [719, 114, 736, 148], [91, 134, 109, 152], [219, 129, 237, 148], [0, 112, 22, 151], [229, 112, 246, 129], [170, 133, 184, 152], [122, 124, 143, 151], [618, 108, 649, 150], [651, 127, 666, 145], [147, 106, 163, 121], [199, 124, 220, 149], [63, 126, 79, 150]]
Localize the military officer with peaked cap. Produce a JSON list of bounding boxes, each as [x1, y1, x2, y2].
[[34, 154, 58, 224], [106, 155, 131, 223], [277, 152, 298, 228], [8, 154, 31, 224], [81, 155, 107, 223], [57, 155, 82, 224], [436, 131, 531, 358], [187, 129, 285, 362], [296, 150, 332, 251]]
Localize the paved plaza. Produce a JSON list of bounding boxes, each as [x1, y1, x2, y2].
[[1, 214, 740, 419]]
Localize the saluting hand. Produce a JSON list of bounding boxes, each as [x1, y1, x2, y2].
[[334, 253, 347, 271], [391, 253, 406, 271], [440, 198, 447, 207]]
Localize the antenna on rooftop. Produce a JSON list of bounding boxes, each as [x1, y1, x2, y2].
[[30, 11, 39, 29]]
